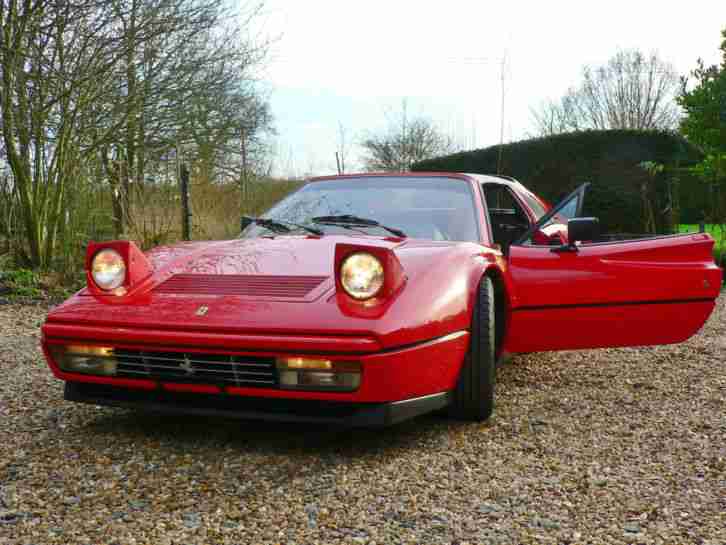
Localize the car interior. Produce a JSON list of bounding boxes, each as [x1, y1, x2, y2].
[[377, 208, 479, 242], [379, 184, 536, 245], [481, 184, 531, 249]]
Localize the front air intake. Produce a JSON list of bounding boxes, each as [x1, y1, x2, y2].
[[154, 274, 327, 299]]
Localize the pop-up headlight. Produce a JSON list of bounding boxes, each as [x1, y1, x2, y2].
[[340, 252, 384, 300], [91, 249, 126, 291]]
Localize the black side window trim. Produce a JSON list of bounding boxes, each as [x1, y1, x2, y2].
[[513, 182, 589, 246], [569, 232, 699, 248]]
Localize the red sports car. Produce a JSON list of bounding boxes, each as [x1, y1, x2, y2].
[[41, 173, 722, 426]]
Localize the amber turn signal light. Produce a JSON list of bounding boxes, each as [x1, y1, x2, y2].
[[275, 357, 361, 391]]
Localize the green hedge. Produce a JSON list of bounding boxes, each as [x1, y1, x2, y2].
[[412, 130, 706, 234]]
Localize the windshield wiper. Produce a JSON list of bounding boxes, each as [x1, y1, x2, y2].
[[311, 214, 407, 238], [242, 216, 324, 236]]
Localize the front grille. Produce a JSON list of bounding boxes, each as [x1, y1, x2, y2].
[[115, 349, 277, 388]]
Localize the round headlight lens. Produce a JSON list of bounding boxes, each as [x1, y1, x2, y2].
[[91, 249, 126, 290], [340, 252, 384, 300]]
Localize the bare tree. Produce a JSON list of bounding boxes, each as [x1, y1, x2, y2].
[[0, 0, 134, 266], [0, 0, 272, 265], [531, 50, 681, 136], [361, 101, 457, 172], [96, 0, 272, 237]]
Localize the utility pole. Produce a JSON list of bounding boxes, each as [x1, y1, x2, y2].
[[336, 122, 347, 174], [497, 52, 507, 175]]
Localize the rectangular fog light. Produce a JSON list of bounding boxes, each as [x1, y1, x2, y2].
[[50, 345, 117, 376], [276, 357, 360, 391]]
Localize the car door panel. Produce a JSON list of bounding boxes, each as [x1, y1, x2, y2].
[[504, 233, 721, 352], [505, 300, 714, 352]]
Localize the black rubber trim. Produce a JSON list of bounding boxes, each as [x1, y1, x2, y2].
[[513, 297, 715, 312], [64, 382, 451, 428]]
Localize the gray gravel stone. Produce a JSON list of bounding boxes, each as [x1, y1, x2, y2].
[[624, 522, 642, 533], [1, 297, 725, 544], [0, 511, 18, 525], [532, 516, 561, 530]]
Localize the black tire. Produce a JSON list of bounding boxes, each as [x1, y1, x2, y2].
[[449, 276, 496, 421]]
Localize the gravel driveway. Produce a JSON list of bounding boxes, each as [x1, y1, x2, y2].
[[1, 297, 724, 545]]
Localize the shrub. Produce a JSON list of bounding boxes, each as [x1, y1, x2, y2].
[[0, 268, 42, 298], [413, 130, 705, 234]]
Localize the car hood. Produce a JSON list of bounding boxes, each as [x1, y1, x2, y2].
[[143, 235, 400, 278], [143, 235, 471, 285], [47, 235, 484, 349]]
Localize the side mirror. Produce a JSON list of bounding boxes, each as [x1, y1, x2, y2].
[[567, 217, 599, 245], [552, 217, 600, 253]]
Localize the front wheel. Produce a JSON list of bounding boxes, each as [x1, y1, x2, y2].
[[449, 276, 496, 421]]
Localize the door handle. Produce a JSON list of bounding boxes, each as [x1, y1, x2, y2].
[[550, 243, 578, 253]]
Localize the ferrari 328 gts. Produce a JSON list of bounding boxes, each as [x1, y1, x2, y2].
[[41, 173, 722, 426]]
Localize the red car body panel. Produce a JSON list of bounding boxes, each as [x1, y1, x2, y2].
[[505, 233, 721, 351], [45, 236, 494, 351], [41, 172, 723, 424], [44, 331, 469, 403]]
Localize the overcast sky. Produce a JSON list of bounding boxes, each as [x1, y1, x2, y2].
[[253, 1, 725, 178]]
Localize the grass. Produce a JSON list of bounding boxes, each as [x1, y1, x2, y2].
[[678, 224, 726, 253], [678, 224, 726, 273], [0, 265, 79, 300], [0, 177, 303, 293]]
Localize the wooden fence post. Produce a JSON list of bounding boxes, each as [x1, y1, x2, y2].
[[180, 163, 191, 241]]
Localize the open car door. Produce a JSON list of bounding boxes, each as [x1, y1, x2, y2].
[[505, 184, 722, 353]]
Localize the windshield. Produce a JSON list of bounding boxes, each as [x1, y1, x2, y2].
[[241, 176, 480, 242]]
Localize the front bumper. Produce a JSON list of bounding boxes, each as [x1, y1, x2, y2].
[[42, 322, 469, 422], [65, 382, 452, 427]]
